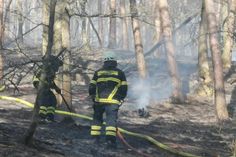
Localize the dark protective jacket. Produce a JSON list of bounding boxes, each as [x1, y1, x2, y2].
[[33, 69, 60, 93], [89, 61, 128, 104]]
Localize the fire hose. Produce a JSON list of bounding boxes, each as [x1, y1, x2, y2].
[[0, 96, 201, 157]]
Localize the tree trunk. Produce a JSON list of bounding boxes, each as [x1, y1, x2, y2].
[[108, 0, 116, 48], [129, 0, 147, 79], [24, 0, 57, 145], [158, 0, 183, 103], [23, 0, 30, 34], [222, 0, 236, 70], [205, 0, 229, 121], [53, 0, 64, 105], [17, 0, 23, 43], [0, 0, 4, 48], [42, 0, 50, 55], [53, 1, 62, 54], [154, 0, 161, 57], [4, 0, 12, 42], [61, 1, 72, 110], [80, 0, 90, 50], [0, 0, 3, 88], [195, 0, 213, 97], [121, 0, 129, 49], [98, 0, 103, 47]]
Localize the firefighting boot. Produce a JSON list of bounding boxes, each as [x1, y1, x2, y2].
[[45, 114, 55, 123]]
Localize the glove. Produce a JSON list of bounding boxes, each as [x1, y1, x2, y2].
[[119, 100, 124, 106]]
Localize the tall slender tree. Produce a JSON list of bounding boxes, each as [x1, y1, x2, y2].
[[0, 0, 3, 88], [61, 0, 72, 109], [0, 0, 4, 48], [205, 0, 229, 121], [42, 0, 50, 55], [108, 0, 116, 48], [154, 0, 161, 57], [80, 0, 90, 50], [98, 0, 103, 47], [121, 0, 129, 49], [158, 0, 183, 103], [222, 0, 236, 70], [195, 0, 213, 97], [17, 0, 23, 43], [130, 0, 147, 79], [24, 0, 57, 145]]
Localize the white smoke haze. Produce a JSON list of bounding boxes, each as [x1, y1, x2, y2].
[[129, 78, 151, 110]]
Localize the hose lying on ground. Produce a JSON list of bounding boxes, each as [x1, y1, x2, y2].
[[117, 129, 153, 157], [0, 96, 202, 157]]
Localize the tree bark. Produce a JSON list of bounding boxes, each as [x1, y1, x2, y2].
[[154, 0, 161, 57], [80, 0, 90, 50], [130, 0, 147, 79], [121, 0, 129, 49], [61, 1, 72, 109], [205, 0, 229, 121], [42, 0, 50, 55], [53, 0, 63, 54], [24, 0, 57, 145], [17, 0, 23, 43], [98, 0, 103, 47], [195, 0, 213, 97], [0, 0, 4, 88], [108, 0, 116, 48], [222, 0, 236, 69], [158, 0, 183, 103], [0, 0, 4, 48]]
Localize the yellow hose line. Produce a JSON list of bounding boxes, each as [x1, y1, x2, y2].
[[0, 96, 201, 157], [0, 85, 5, 92]]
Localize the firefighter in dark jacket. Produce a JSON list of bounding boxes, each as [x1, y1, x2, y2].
[[89, 51, 128, 149], [33, 55, 63, 123]]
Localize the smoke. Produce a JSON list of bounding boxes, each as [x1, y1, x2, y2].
[[125, 57, 197, 111], [129, 78, 151, 110]]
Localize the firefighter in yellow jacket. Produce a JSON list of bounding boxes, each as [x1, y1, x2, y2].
[[89, 51, 128, 149], [33, 55, 63, 123]]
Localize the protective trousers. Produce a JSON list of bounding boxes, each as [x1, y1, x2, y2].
[[37, 89, 57, 121], [90, 103, 119, 145]]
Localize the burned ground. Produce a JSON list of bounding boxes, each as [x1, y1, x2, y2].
[[0, 51, 235, 157], [0, 85, 235, 157]]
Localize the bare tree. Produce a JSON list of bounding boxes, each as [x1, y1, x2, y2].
[[195, 0, 213, 97], [222, 0, 236, 70], [129, 0, 147, 79], [108, 0, 116, 48], [120, 0, 129, 49], [154, 0, 161, 45], [205, 0, 229, 121], [17, 0, 23, 43], [42, 0, 50, 55], [80, 0, 90, 50], [24, 0, 57, 145], [98, 0, 103, 47], [61, 0, 72, 109], [0, 0, 3, 88], [158, 0, 183, 103], [0, 0, 3, 48]]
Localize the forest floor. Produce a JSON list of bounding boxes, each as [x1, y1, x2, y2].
[[1, 49, 236, 157], [0, 84, 235, 157]]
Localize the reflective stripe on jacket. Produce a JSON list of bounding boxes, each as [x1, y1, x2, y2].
[[89, 66, 128, 104]]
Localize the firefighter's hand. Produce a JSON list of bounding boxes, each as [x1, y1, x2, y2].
[[119, 100, 124, 106]]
